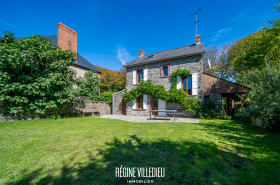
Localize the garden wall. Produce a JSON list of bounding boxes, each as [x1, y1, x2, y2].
[[112, 89, 126, 115], [0, 101, 111, 121]]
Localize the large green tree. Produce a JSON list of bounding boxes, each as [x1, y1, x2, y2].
[[241, 64, 280, 130], [0, 32, 77, 115], [231, 5, 280, 73], [203, 45, 236, 81], [95, 65, 126, 92]]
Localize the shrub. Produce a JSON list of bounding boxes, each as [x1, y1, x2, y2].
[[198, 99, 227, 119], [76, 70, 101, 100], [233, 107, 253, 124], [104, 92, 115, 103], [52, 113, 62, 120], [240, 64, 280, 131]]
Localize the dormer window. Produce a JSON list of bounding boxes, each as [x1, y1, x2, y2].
[[146, 55, 155, 59]]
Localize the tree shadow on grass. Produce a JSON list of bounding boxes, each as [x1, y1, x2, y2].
[[198, 120, 280, 154], [7, 134, 280, 185]]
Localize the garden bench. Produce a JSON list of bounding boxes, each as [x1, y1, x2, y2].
[[81, 109, 100, 116]]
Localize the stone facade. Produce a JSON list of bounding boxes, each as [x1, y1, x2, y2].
[[0, 101, 111, 121], [126, 96, 152, 116], [112, 89, 126, 115], [125, 55, 204, 117], [209, 94, 222, 111], [69, 65, 88, 78], [126, 55, 203, 92]]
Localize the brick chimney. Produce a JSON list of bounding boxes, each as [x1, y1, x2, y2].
[[138, 49, 145, 57], [57, 22, 78, 54], [196, 34, 201, 45]]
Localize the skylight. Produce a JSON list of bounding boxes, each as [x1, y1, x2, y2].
[[146, 55, 155, 59]]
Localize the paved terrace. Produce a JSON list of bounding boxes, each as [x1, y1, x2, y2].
[[99, 115, 200, 123]]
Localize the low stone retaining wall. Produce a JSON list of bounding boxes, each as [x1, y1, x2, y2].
[[0, 101, 111, 121], [112, 89, 126, 115], [78, 101, 111, 116]]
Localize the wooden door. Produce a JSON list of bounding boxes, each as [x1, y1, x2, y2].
[[151, 96, 158, 115], [121, 99, 126, 115]]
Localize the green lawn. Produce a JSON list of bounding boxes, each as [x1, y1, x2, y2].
[[0, 117, 279, 184]]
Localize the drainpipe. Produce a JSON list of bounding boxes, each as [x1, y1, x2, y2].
[[201, 54, 204, 98], [112, 94, 114, 115]]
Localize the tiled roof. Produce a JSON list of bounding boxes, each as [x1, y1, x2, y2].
[[124, 43, 205, 67], [15, 35, 101, 73]]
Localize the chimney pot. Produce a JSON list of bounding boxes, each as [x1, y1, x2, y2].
[[138, 49, 145, 57], [196, 34, 201, 45]]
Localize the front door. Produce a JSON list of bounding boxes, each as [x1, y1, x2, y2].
[[121, 99, 126, 115], [158, 99, 166, 117], [152, 96, 158, 115]]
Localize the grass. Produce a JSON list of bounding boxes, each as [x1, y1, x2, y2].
[[0, 117, 280, 184]]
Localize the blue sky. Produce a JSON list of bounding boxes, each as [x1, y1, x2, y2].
[[1, 0, 279, 70]]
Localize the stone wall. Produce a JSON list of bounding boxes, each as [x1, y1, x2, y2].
[[125, 55, 203, 116], [112, 89, 126, 115], [78, 101, 111, 116], [125, 95, 194, 117], [126, 55, 203, 92], [209, 94, 222, 111], [0, 101, 111, 121], [126, 96, 152, 116]]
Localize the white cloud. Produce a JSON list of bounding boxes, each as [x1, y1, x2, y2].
[[210, 27, 232, 41], [204, 27, 233, 43], [117, 45, 132, 65], [0, 19, 19, 30]]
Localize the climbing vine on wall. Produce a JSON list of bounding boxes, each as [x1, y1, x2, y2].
[[122, 79, 201, 115], [171, 69, 191, 90]]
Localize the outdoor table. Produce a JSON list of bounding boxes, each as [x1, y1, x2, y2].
[[149, 110, 178, 121]]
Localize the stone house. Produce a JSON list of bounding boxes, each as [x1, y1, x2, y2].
[[113, 35, 250, 117], [15, 22, 102, 78]]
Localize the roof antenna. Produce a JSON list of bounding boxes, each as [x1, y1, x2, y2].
[[191, 6, 202, 36]]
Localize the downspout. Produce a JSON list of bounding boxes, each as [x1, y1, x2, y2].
[[112, 94, 114, 115], [201, 54, 203, 98]]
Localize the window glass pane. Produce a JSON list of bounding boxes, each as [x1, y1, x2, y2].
[[146, 55, 155, 59], [183, 77, 187, 92], [153, 97, 158, 107], [138, 71, 143, 83], [188, 76, 192, 94], [204, 96, 209, 104], [163, 67, 168, 76], [140, 97, 143, 109]]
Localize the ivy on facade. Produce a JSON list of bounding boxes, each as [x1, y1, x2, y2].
[[122, 69, 201, 115], [171, 68, 191, 90]]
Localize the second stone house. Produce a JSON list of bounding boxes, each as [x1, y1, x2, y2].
[[16, 22, 102, 78]]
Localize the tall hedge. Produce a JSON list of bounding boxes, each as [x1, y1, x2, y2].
[[0, 32, 78, 115]]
